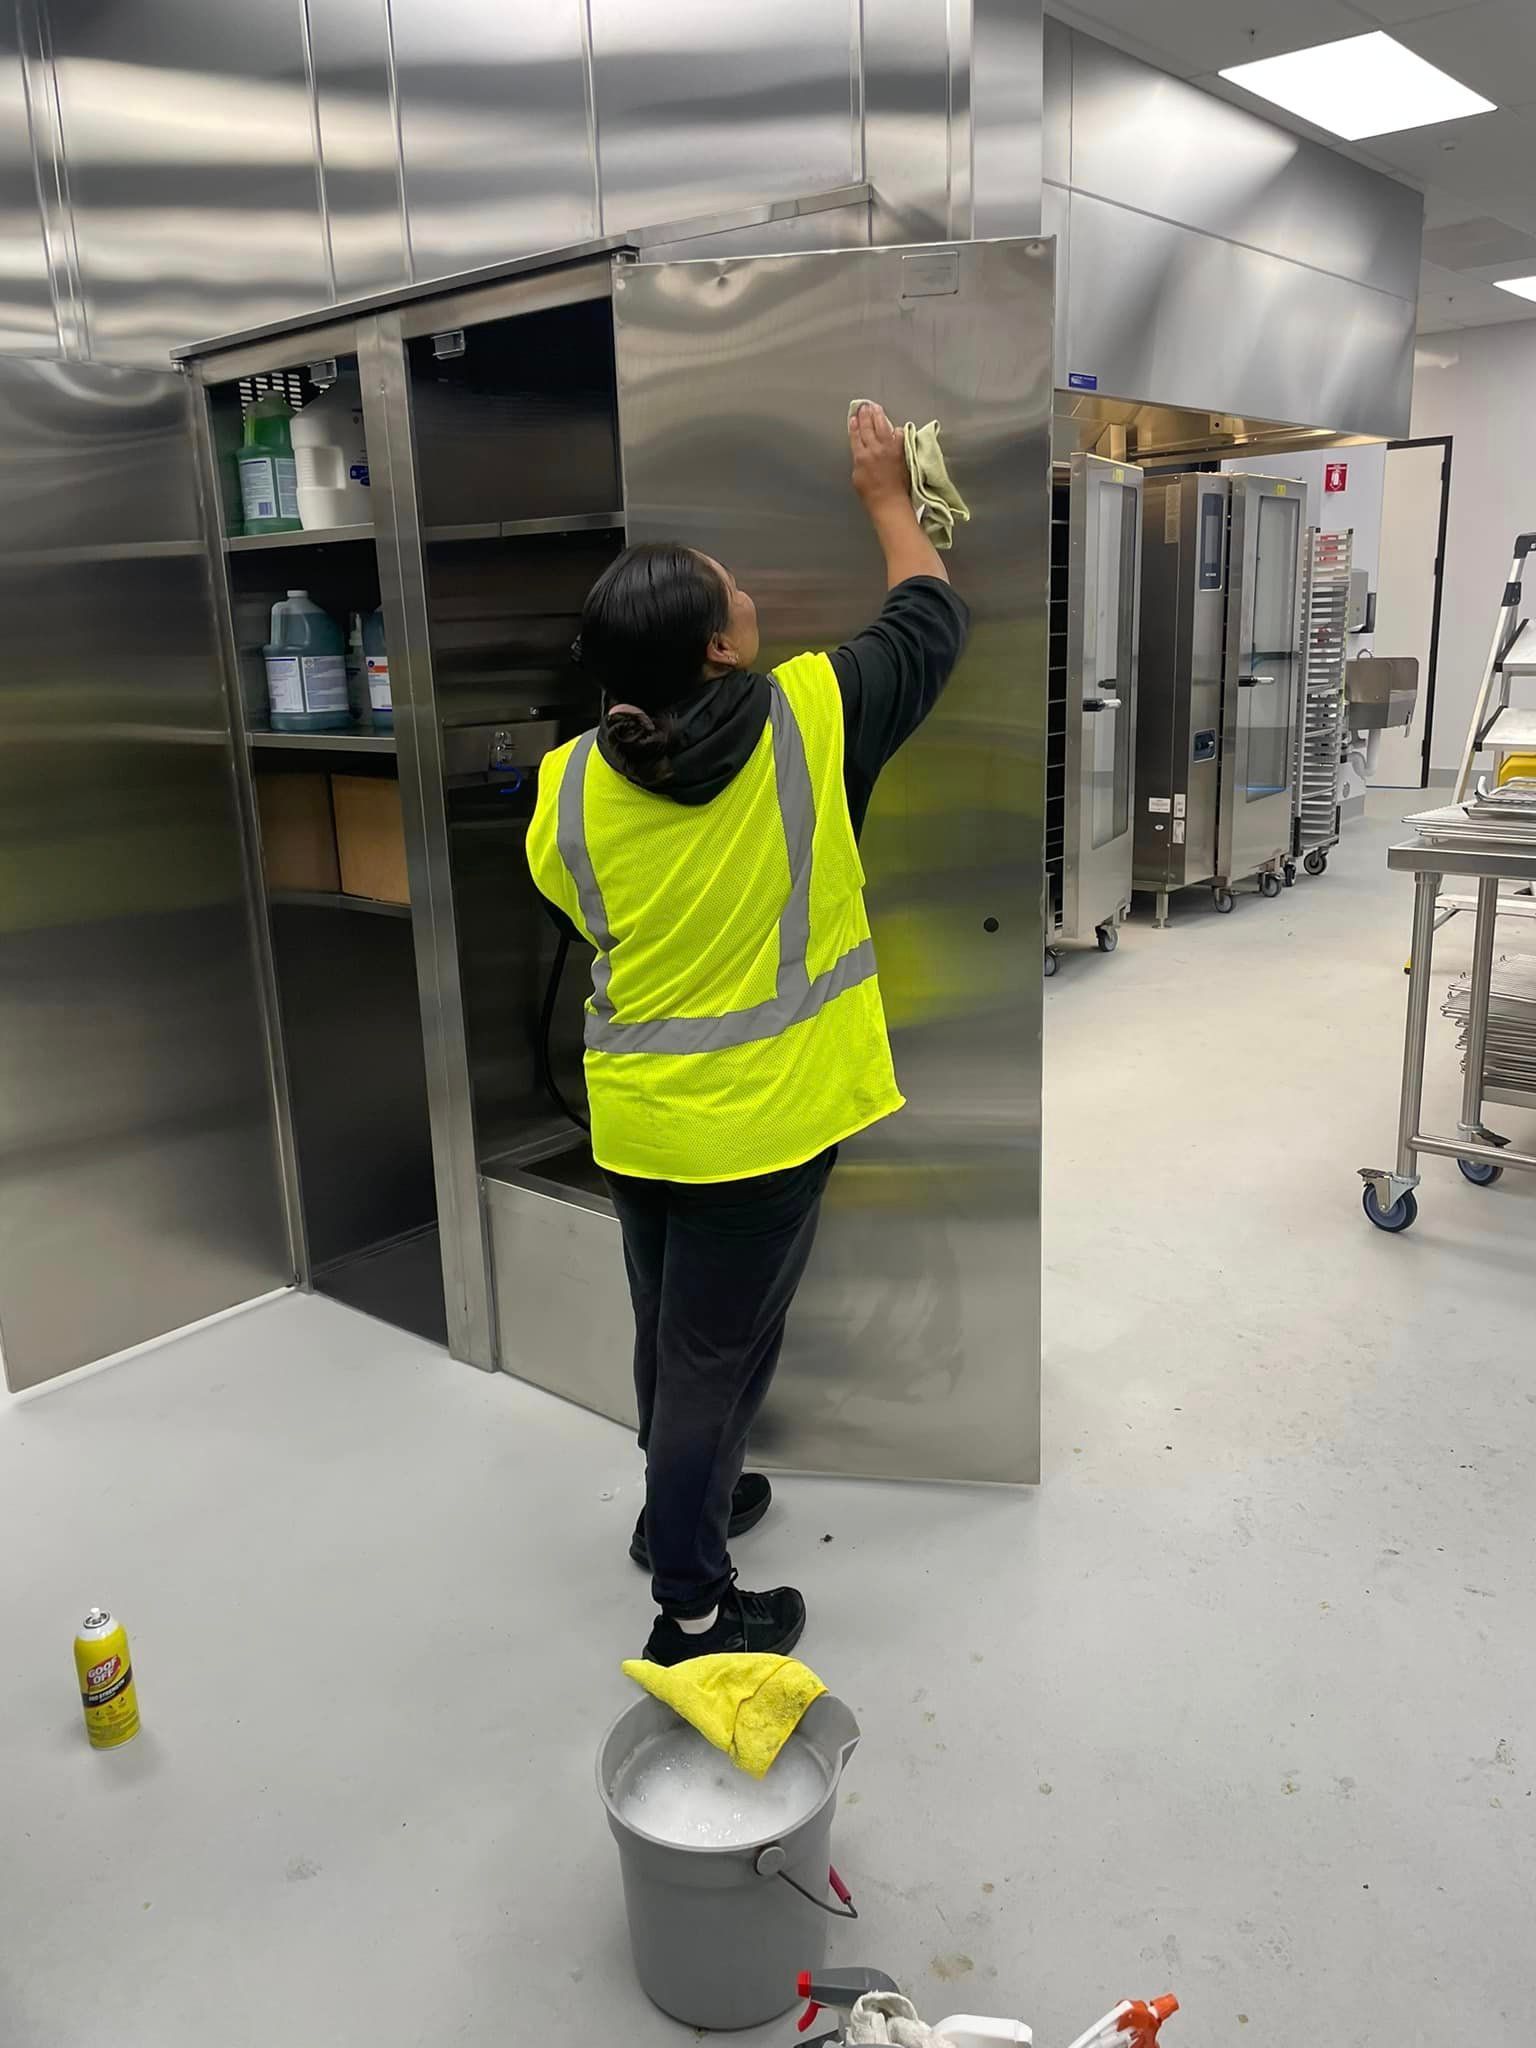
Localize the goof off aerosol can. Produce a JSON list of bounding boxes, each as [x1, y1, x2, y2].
[[74, 1608, 140, 1749]]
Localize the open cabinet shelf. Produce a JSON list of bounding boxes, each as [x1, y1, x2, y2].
[[226, 523, 374, 552], [250, 727, 396, 754], [267, 888, 410, 919], [423, 511, 624, 543]]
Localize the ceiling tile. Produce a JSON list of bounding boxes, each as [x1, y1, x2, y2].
[[1348, 0, 1492, 24], [1422, 215, 1536, 267], [1391, 0, 1536, 109], [1362, 104, 1536, 225], [1051, 0, 1374, 79]]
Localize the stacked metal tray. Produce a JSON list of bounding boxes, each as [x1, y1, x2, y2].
[[1407, 778, 1536, 850], [1444, 952, 1536, 1101]]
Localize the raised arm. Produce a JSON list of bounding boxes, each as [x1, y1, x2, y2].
[[848, 401, 950, 589]]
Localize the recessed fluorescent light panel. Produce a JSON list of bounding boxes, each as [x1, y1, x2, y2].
[[1220, 31, 1495, 140], [1493, 277, 1536, 304]]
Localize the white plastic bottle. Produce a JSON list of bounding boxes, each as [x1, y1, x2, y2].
[[363, 607, 392, 731], [289, 375, 370, 529]]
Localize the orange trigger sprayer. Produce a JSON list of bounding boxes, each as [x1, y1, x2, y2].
[[1063, 1994, 1179, 2048]]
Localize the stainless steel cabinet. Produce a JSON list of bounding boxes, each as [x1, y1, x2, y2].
[[1135, 471, 1305, 924], [180, 208, 1052, 1483], [1046, 452, 1142, 970]]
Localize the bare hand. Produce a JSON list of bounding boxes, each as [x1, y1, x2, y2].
[[849, 401, 910, 514]]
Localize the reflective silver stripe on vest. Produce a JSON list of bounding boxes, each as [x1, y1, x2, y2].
[[563, 685, 877, 1056], [556, 729, 617, 1023]]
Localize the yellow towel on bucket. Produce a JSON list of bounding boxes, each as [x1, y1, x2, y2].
[[620, 1654, 827, 1779], [847, 400, 971, 550]]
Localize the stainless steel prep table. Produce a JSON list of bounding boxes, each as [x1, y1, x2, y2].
[[1360, 833, 1536, 1231]]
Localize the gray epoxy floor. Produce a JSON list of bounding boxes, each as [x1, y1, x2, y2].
[[3, 796, 1534, 2048]]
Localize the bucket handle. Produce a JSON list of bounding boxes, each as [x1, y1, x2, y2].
[[753, 1849, 859, 1920]]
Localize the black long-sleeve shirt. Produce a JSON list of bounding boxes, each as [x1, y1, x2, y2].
[[589, 574, 971, 836]]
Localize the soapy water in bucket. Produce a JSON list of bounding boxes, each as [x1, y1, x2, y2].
[[614, 1724, 827, 1848]]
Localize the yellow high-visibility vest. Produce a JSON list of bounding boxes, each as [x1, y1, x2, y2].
[[527, 652, 903, 1182]]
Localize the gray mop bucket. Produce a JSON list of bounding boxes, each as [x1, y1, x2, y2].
[[597, 1691, 861, 2031]]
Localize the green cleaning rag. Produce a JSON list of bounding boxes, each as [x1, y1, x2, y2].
[[848, 400, 971, 550]]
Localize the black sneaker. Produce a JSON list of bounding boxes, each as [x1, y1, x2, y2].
[[629, 1473, 772, 1570], [642, 1582, 806, 1668]]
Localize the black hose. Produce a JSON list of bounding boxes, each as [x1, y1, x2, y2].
[[537, 925, 590, 1133]]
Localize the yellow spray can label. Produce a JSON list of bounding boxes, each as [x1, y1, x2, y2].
[[74, 1610, 140, 1750]]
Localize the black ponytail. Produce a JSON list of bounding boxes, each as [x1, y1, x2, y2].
[[578, 543, 729, 787]]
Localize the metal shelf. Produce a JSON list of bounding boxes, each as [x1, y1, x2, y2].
[[424, 511, 625, 543], [226, 523, 374, 552], [250, 726, 396, 754], [267, 888, 410, 919]]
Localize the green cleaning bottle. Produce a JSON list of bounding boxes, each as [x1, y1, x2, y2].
[[237, 394, 301, 535]]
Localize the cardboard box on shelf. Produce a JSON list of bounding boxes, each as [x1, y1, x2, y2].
[[331, 774, 410, 905], [255, 772, 340, 893]]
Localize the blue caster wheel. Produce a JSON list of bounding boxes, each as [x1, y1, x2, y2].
[[1457, 1158, 1503, 1187], [1362, 1185, 1418, 1233]]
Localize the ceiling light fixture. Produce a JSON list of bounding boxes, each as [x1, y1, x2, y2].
[[1493, 276, 1536, 303], [1220, 31, 1495, 141]]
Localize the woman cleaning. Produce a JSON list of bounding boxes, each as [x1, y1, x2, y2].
[[527, 401, 968, 1664]]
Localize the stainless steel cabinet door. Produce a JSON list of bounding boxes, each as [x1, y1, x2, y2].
[[1064, 452, 1142, 936], [1223, 475, 1304, 883], [612, 239, 1052, 1484]]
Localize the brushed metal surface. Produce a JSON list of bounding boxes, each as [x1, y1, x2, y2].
[[1065, 32, 1423, 304], [0, 10, 61, 353], [862, 0, 957, 242], [1134, 473, 1226, 897], [1062, 453, 1141, 938], [309, 0, 411, 298], [0, 359, 287, 1390], [971, 0, 1042, 238], [588, 0, 857, 232], [485, 1170, 638, 1429], [1221, 474, 1305, 884], [360, 308, 496, 1367], [613, 238, 1051, 1483], [392, 0, 595, 287], [46, 0, 332, 366], [1062, 189, 1417, 440]]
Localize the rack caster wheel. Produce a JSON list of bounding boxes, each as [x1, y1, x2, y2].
[[1259, 871, 1282, 899], [1212, 888, 1235, 914], [1304, 849, 1328, 878], [1283, 861, 1297, 888], [1362, 1185, 1418, 1233], [1043, 947, 1059, 978], [1457, 1158, 1503, 1186], [1096, 923, 1119, 954]]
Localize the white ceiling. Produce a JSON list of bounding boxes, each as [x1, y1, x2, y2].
[[1046, 0, 1536, 333]]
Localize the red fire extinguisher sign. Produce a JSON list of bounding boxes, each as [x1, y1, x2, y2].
[[1324, 461, 1348, 493]]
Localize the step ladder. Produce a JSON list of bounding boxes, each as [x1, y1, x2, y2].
[[1433, 530, 1536, 933]]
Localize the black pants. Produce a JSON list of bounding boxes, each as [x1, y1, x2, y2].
[[605, 1147, 836, 1617]]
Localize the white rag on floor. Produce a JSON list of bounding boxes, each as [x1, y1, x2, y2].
[[847, 1992, 959, 2046]]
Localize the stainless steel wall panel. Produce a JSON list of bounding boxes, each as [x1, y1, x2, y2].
[[46, 0, 331, 366], [1065, 34, 1424, 305], [0, 359, 287, 1391], [614, 239, 1051, 1483], [391, 0, 595, 287], [862, 0, 956, 242], [588, 0, 858, 232], [1, 12, 63, 354], [309, 0, 411, 299], [1042, 15, 1070, 190], [1063, 191, 1416, 439], [971, 0, 1041, 238]]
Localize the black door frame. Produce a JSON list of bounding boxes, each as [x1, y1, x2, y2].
[[1384, 435, 1453, 787]]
